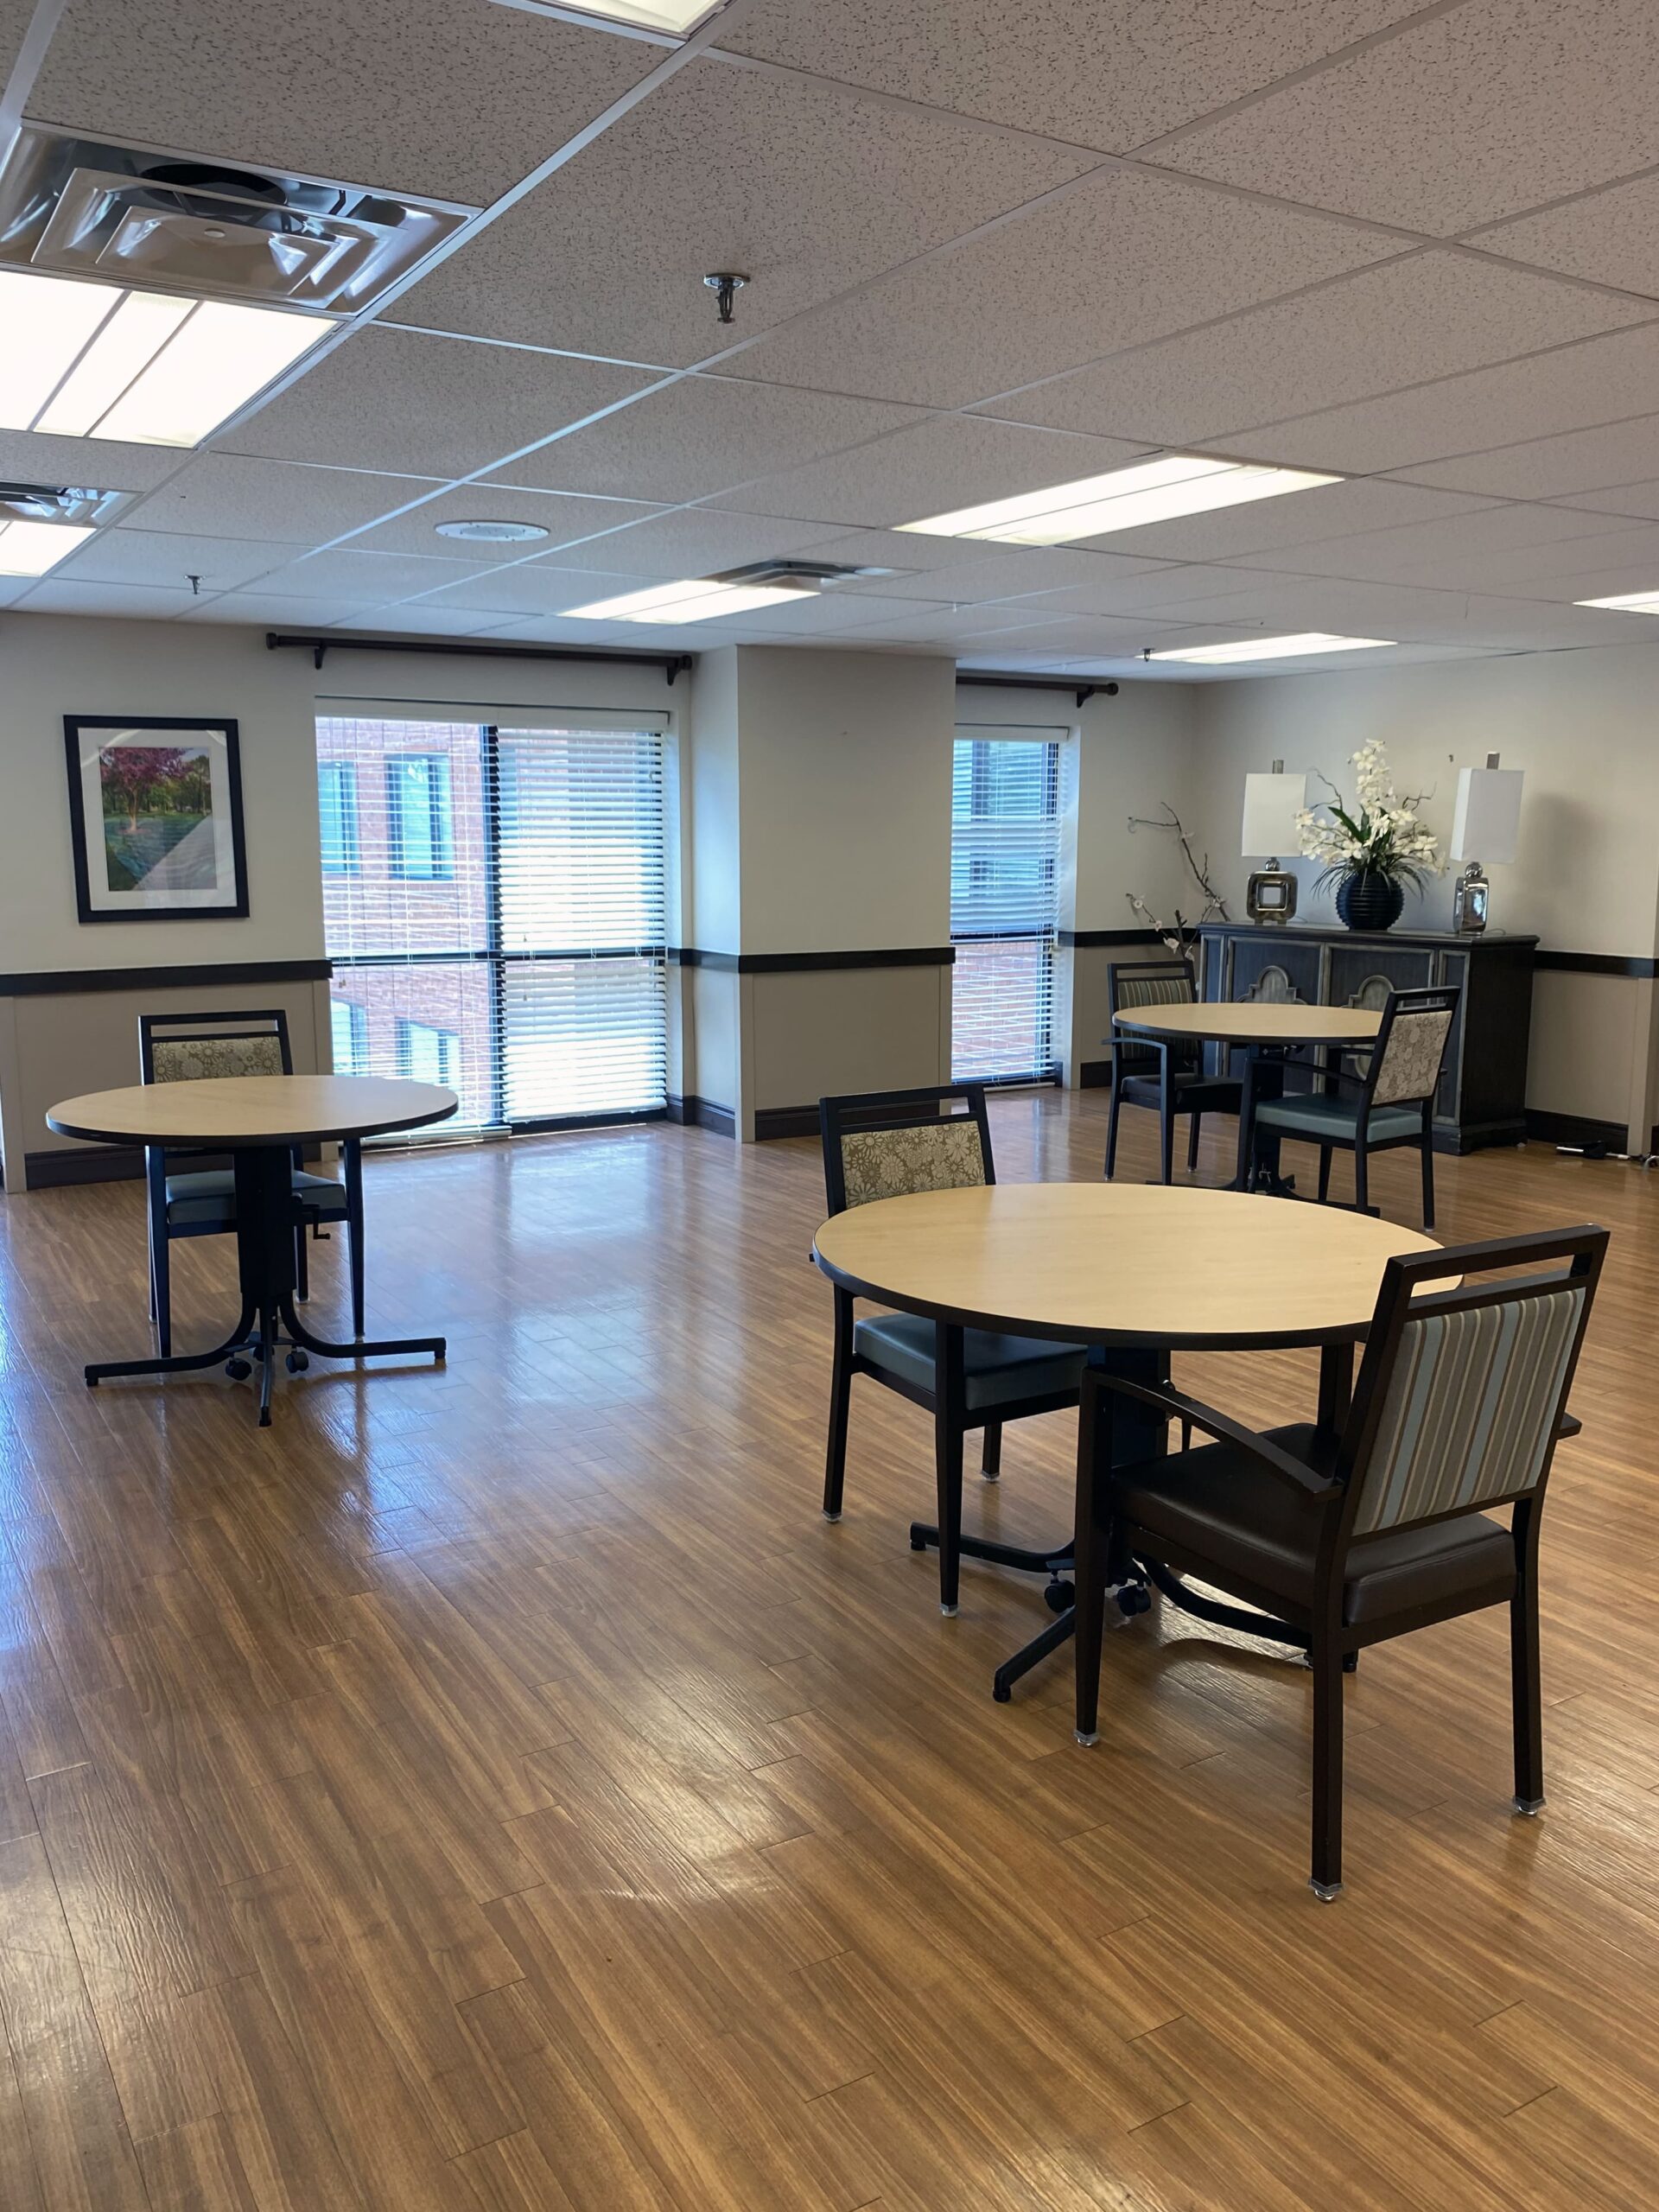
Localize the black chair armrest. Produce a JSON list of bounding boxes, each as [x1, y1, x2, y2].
[[1093, 1375, 1340, 1500]]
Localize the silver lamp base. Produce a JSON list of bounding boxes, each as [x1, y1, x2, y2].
[[1247, 861, 1297, 924], [1452, 861, 1490, 934]]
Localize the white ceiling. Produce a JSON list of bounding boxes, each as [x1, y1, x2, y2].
[[10, 0, 1659, 677]]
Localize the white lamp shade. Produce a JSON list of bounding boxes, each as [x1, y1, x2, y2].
[[1451, 766, 1523, 864], [1241, 770, 1307, 858]]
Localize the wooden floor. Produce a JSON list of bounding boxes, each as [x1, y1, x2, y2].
[[2, 1094, 1657, 2211]]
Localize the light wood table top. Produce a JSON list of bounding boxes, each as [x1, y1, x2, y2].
[[1113, 1003, 1382, 1046], [46, 1074, 459, 1150], [813, 1182, 1444, 1350]]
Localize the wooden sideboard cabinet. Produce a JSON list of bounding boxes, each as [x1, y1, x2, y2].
[[1198, 921, 1537, 1153]]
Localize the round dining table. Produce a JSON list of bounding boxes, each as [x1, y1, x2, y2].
[[812, 1180, 1442, 1705], [46, 1074, 457, 1425], [1111, 1001, 1382, 1196]]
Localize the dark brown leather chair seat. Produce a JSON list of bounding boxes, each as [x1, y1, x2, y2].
[[1115, 1424, 1518, 1627]]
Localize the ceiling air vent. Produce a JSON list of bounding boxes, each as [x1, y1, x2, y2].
[[0, 480, 124, 524], [0, 126, 475, 312], [715, 559, 899, 589]]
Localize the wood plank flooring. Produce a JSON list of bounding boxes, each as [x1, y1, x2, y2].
[[1, 1093, 1656, 2209]]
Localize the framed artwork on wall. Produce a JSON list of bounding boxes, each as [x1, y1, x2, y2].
[[63, 715, 249, 923]]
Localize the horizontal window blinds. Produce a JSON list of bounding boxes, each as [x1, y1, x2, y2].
[[950, 731, 1062, 1084], [317, 715, 668, 1134]]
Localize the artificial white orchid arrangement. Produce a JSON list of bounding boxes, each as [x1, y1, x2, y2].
[[1295, 740, 1442, 894]]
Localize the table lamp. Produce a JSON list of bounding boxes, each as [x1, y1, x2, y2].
[[1242, 760, 1307, 924], [1450, 753, 1523, 933]]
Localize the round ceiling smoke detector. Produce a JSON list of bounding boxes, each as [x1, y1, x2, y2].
[[435, 518, 550, 543]]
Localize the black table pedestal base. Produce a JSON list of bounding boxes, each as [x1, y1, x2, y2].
[[84, 1146, 444, 1426]]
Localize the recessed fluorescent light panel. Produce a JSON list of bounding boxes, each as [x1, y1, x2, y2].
[[1575, 588, 1659, 613], [498, 0, 721, 35], [898, 454, 1338, 546], [1147, 632, 1394, 664], [0, 518, 95, 575], [565, 578, 818, 623], [0, 269, 329, 447]]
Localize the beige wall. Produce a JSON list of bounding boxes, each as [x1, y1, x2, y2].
[[1185, 645, 1659, 1141]]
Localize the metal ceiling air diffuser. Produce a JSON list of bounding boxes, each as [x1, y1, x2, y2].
[[715, 558, 898, 588], [0, 480, 124, 524], [0, 126, 475, 311]]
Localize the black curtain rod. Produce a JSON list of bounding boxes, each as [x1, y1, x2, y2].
[[267, 631, 695, 682], [957, 671, 1117, 708]]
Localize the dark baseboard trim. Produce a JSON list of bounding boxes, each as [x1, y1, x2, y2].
[[25, 1141, 328, 1190], [1058, 929, 1166, 950], [671, 945, 955, 974], [1078, 1059, 1114, 1089], [1523, 1108, 1629, 1151], [1, 958, 333, 996], [665, 1093, 736, 1138], [1535, 950, 1659, 978], [753, 1105, 821, 1141]]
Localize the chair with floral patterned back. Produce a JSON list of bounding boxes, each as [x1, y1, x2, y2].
[[137, 1008, 365, 1354], [1106, 957, 1244, 1185], [1249, 984, 1459, 1225], [818, 1084, 1089, 1614]]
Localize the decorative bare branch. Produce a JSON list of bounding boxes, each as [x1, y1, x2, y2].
[[1125, 801, 1230, 956]]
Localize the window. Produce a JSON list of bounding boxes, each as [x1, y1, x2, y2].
[[950, 730, 1062, 1084], [385, 753, 454, 880], [330, 996, 367, 1074], [316, 715, 668, 1135], [397, 1019, 461, 1090], [318, 760, 359, 875]]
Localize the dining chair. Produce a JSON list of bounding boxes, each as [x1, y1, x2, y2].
[[819, 1084, 1089, 1613], [1071, 1224, 1606, 1897], [138, 1008, 365, 1354], [1105, 957, 1243, 1185], [1249, 983, 1459, 1226]]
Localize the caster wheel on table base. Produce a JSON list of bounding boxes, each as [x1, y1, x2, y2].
[[285, 1350, 309, 1374], [226, 1358, 252, 1381], [1116, 1582, 1153, 1618], [1043, 1579, 1075, 1614]]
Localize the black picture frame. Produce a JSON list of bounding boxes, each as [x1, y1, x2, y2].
[[63, 715, 249, 924]]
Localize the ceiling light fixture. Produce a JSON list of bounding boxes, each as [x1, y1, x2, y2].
[[1146, 632, 1394, 664], [0, 269, 329, 447], [1575, 588, 1659, 613], [564, 576, 818, 624], [898, 454, 1338, 546], [501, 0, 722, 36], [435, 518, 551, 543], [0, 518, 96, 576]]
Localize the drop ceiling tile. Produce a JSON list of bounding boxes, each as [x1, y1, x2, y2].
[[729, 589, 954, 636], [786, 525, 1021, 571], [318, 602, 515, 637], [708, 416, 1151, 526], [836, 546, 1176, 603], [14, 579, 201, 619], [181, 594, 381, 627], [2, 0, 30, 73], [350, 485, 661, 559], [1548, 478, 1659, 522], [941, 613, 1219, 656], [1474, 176, 1659, 300], [55, 531, 297, 591], [509, 509, 829, 577], [124, 456, 446, 544], [257, 549, 486, 601], [1112, 478, 1494, 563], [1137, 571, 1635, 646], [219, 327, 654, 478], [717, 0, 1426, 154], [1236, 325, 1659, 476], [1394, 415, 1659, 501], [1157, 0, 1659, 235], [1230, 502, 1645, 584], [393, 58, 1095, 368], [1497, 547, 1659, 603], [1016, 563, 1269, 615], [842, 605, 1080, 645], [0, 428, 180, 493], [486, 378, 925, 503], [412, 565, 652, 616], [728, 171, 1402, 409], [978, 253, 1653, 445], [25, 0, 658, 203]]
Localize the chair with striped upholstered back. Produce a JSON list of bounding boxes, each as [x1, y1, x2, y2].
[[1075, 1224, 1607, 1898], [1105, 957, 1243, 1185], [817, 1084, 1089, 1616]]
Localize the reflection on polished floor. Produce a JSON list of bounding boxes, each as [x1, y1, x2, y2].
[[2, 1091, 1656, 2210]]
